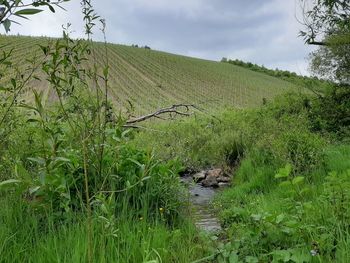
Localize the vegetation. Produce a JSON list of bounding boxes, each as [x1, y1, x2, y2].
[[0, 2, 212, 262], [133, 93, 350, 262], [0, 0, 349, 262], [221, 58, 332, 94], [300, 0, 350, 84], [0, 0, 68, 33]]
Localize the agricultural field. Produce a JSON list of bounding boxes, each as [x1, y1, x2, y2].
[[0, 34, 302, 114]]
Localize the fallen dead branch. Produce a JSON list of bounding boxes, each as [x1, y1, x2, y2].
[[125, 104, 198, 125]]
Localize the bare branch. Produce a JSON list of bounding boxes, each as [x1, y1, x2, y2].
[[125, 104, 198, 124], [307, 40, 327, 46]]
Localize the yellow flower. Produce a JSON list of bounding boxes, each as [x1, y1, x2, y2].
[[159, 207, 164, 213], [139, 217, 143, 220]]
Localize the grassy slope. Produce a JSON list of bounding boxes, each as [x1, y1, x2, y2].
[[0, 35, 302, 114]]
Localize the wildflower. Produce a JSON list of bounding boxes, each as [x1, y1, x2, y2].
[[159, 207, 164, 213], [310, 249, 318, 256], [139, 217, 143, 221]]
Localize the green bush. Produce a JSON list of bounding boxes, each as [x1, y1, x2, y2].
[[309, 85, 350, 139]]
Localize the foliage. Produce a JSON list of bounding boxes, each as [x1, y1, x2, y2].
[[0, 0, 70, 33], [214, 145, 350, 262], [0, 1, 349, 262], [300, 0, 350, 84], [222, 58, 332, 93], [309, 31, 350, 83], [300, 0, 350, 45], [308, 85, 350, 139], [132, 93, 326, 173], [0, 2, 213, 262], [134, 93, 350, 262], [0, 195, 211, 262]]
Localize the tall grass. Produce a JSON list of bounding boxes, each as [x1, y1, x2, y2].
[[0, 193, 211, 262], [133, 93, 350, 262]]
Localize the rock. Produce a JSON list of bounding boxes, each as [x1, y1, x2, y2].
[[206, 168, 223, 178], [217, 176, 230, 183], [179, 167, 196, 177], [218, 182, 229, 187], [201, 174, 219, 187], [192, 168, 229, 188], [193, 171, 206, 182]]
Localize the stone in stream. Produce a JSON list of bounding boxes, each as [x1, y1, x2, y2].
[[200, 168, 231, 187], [188, 168, 231, 187], [207, 168, 223, 178], [217, 176, 230, 183], [193, 171, 206, 182], [201, 174, 219, 187]]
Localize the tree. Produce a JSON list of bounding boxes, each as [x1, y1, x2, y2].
[[0, 0, 70, 33], [300, 0, 350, 84], [300, 0, 350, 46], [309, 33, 350, 83], [300, 0, 350, 136]]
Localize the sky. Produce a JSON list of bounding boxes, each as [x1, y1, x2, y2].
[[4, 0, 316, 75]]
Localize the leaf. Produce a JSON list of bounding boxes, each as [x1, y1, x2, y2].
[[251, 213, 262, 221], [292, 176, 304, 185], [127, 158, 143, 168], [27, 157, 46, 165], [39, 45, 49, 55], [271, 249, 292, 262], [47, 4, 55, 13], [276, 213, 285, 224], [10, 78, 16, 88], [279, 181, 291, 188], [229, 252, 239, 263], [54, 157, 71, 163], [275, 164, 292, 178], [29, 186, 40, 195], [3, 19, 11, 33], [14, 8, 43, 16], [245, 256, 258, 263], [26, 118, 40, 123], [141, 176, 151, 182], [103, 66, 109, 78], [0, 179, 21, 188]]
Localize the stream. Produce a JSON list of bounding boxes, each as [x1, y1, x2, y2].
[[181, 175, 222, 233]]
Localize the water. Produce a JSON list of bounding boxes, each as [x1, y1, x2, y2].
[[181, 176, 222, 233]]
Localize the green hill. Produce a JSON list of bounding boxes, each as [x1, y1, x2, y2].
[[0, 35, 304, 114]]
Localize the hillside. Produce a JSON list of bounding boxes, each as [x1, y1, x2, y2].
[[0, 35, 303, 114]]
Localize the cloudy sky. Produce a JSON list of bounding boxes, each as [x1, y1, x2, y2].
[[4, 0, 316, 75]]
